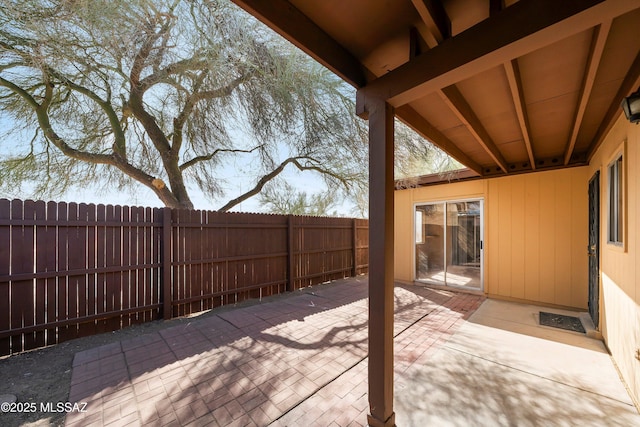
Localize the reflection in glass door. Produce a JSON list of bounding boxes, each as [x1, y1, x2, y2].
[[415, 200, 483, 290]]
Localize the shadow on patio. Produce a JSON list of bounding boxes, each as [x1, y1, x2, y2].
[[65, 276, 480, 426]]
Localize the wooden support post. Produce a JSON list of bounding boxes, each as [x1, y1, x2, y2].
[[162, 207, 172, 319], [364, 99, 396, 427], [287, 215, 295, 292]]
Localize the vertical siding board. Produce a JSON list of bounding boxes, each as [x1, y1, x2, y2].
[[497, 180, 512, 297], [570, 170, 589, 309], [538, 173, 556, 304], [555, 171, 573, 306], [524, 175, 541, 302], [487, 182, 499, 295], [511, 176, 526, 299]]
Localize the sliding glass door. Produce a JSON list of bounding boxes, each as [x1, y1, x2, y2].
[[415, 200, 483, 290]]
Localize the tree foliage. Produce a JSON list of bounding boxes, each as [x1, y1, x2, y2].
[[394, 120, 463, 181], [259, 180, 339, 217], [0, 0, 368, 210]]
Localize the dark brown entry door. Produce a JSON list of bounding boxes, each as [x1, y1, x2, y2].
[[588, 171, 600, 328]]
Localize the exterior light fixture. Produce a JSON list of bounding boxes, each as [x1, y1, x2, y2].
[[621, 87, 640, 124]]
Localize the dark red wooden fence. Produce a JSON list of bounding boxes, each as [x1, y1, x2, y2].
[[0, 199, 369, 356]]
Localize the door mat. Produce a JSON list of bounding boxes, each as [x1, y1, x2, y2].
[[539, 312, 586, 333]]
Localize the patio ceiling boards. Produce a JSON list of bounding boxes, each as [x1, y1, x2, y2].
[[233, 0, 640, 179], [230, 1, 640, 426]]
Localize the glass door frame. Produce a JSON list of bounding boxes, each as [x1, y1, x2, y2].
[[413, 198, 484, 291]]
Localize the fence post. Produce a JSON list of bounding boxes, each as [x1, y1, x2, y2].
[[352, 218, 358, 277], [162, 207, 172, 319], [287, 215, 294, 292]]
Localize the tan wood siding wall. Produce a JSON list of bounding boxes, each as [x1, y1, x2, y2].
[[394, 167, 589, 310], [588, 114, 640, 406], [486, 168, 589, 309]]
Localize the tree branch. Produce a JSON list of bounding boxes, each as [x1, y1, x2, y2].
[[172, 71, 253, 153], [189, 72, 255, 103], [46, 67, 127, 158], [179, 145, 262, 171], [218, 156, 351, 212], [138, 56, 209, 91], [36, 81, 115, 165], [0, 75, 40, 110]]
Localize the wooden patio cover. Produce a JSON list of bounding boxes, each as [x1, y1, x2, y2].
[[230, 1, 640, 425]]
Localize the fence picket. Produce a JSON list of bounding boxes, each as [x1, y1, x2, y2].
[[0, 199, 9, 354], [66, 202, 81, 340], [34, 201, 47, 348], [80, 203, 96, 337]]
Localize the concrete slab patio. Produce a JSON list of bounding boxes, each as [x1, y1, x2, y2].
[[64, 277, 639, 426]]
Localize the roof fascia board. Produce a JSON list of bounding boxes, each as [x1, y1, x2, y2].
[[231, 0, 366, 88]]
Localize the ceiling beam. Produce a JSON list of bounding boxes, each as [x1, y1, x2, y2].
[[395, 105, 485, 176], [357, 0, 640, 111], [410, 0, 451, 45], [504, 60, 536, 170], [231, 0, 366, 88], [439, 86, 509, 173], [564, 20, 612, 165], [587, 51, 640, 161]]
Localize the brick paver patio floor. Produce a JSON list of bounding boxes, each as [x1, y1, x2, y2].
[[65, 277, 483, 426]]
